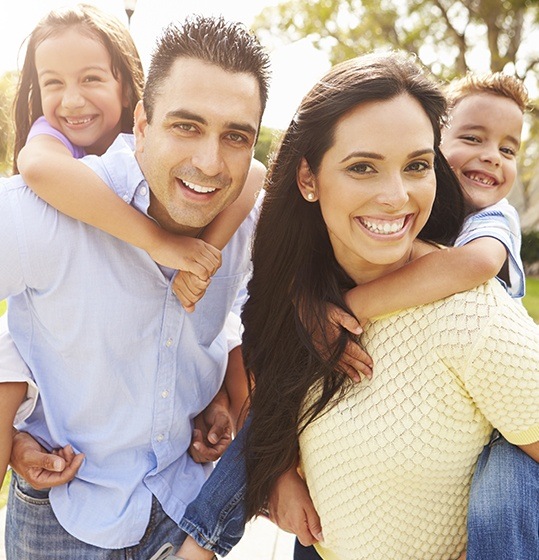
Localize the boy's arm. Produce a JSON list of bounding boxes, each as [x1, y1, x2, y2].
[[200, 158, 266, 249], [345, 237, 508, 322], [18, 136, 220, 274]]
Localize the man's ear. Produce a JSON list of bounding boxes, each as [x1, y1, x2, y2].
[[133, 101, 148, 153], [296, 157, 318, 202]]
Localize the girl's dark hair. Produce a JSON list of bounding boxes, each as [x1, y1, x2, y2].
[[242, 51, 465, 519], [12, 3, 144, 173]]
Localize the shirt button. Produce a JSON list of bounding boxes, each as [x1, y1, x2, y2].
[[165, 338, 173, 347], [156, 434, 164, 442], [122, 194, 129, 202], [140, 186, 148, 196], [161, 390, 169, 398]]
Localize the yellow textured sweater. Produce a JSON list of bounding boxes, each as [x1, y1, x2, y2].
[[299, 280, 539, 560]]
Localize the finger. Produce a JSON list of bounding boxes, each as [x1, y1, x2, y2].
[[23, 449, 65, 473], [331, 308, 362, 336], [304, 505, 324, 543], [295, 519, 320, 547], [29, 452, 84, 488], [207, 412, 232, 445]]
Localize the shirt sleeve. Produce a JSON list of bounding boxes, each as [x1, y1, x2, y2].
[[461, 289, 539, 445], [0, 329, 38, 424], [27, 116, 86, 159], [454, 203, 525, 298], [0, 182, 28, 300]]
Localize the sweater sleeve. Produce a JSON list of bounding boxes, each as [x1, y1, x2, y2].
[[460, 282, 539, 444]]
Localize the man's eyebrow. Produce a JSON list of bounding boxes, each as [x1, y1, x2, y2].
[[164, 110, 257, 137]]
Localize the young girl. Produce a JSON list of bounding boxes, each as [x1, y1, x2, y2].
[[0, 4, 265, 488]]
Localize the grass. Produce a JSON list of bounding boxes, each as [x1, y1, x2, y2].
[[523, 277, 539, 323]]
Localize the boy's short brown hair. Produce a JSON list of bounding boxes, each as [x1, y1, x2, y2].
[[445, 72, 529, 112]]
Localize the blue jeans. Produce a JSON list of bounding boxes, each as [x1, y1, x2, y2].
[[178, 423, 248, 557], [467, 433, 539, 560], [179, 421, 322, 559], [6, 473, 187, 559]]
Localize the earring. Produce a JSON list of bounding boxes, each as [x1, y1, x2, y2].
[[307, 192, 315, 201]]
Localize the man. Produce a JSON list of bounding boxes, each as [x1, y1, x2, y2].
[[0, 15, 270, 559]]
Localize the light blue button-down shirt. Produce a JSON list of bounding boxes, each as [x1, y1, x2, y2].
[[0, 134, 257, 548]]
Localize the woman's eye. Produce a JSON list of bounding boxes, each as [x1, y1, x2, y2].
[[406, 161, 431, 173], [348, 162, 373, 174]]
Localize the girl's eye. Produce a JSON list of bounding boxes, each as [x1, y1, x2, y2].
[[460, 135, 480, 143], [42, 79, 61, 87], [83, 75, 102, 83]]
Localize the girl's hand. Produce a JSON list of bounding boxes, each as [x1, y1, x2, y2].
[[149, 231, 222, 278], [173, 270, 210, 313]]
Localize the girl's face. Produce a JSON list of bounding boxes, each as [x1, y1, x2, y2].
[[298, 94, 436, 284], [35, 27, 126, 155]]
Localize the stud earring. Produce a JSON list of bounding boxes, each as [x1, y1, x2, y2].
[[307, 192, 315, 201]]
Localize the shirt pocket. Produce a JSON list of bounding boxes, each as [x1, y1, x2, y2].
[[188, 272, 246, 347]]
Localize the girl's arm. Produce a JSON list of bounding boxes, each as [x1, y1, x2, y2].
[[345, 237, 508, 322], [172, 158, 267, 312], [17, 136, 220, 276], [0, 382, 27, 486], [200, 158, 266, 249]]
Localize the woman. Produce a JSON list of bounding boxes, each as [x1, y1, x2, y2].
[[241, 52, 539, 560]]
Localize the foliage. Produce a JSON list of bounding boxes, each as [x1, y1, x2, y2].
[[0, 300, 6, 317], [522, 230, 539, 264], [523, 277, 539, 323], [253, 0, 539, 80], [0, 71, 17, 177], [254, 125, 283, 167]]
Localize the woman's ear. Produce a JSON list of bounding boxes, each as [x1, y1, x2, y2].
[[296, 158, 318, 202]]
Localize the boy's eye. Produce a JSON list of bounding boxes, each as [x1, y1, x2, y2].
[[500, 146, 516, 157]]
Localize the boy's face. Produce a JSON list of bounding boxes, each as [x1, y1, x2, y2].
[[441, 93, 523, 211]]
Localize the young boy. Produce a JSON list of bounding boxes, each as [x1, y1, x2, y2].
[[151, 72, 535, 560]]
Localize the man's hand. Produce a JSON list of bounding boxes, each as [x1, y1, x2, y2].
[[268, 466, 323, 547], [189, 389, 233, 463], [10, 431, 84, 490]]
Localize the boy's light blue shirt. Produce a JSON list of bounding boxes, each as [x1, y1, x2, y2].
[[454, 198, 525, 298], [0, 134, 257, 548]]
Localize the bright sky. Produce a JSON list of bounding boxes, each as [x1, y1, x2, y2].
[[0, 0, 331, 129]]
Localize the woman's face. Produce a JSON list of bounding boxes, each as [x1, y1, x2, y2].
[[301, 93, 437, 284]]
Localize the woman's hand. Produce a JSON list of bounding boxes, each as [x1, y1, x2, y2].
[[268, 466, 323, 546]]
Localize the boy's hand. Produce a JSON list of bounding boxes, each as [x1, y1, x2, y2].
[[10, 431, 84, 490], [150, 232, 222, 278], [173, 270, 209, 313], [313, 304, 373, 383]]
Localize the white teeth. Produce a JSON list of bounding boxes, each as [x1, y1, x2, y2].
[[65, 116, 93, 125], [360, 217, 405, 235], [468, 173, 495, 186], [183, 180, 216, 194]]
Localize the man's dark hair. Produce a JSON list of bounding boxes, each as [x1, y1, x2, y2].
[[143, 15, 271, 123]]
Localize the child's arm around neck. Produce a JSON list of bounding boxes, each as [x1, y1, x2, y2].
[[345, 237, 508, 322]]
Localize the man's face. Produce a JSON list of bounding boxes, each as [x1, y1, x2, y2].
[[134, 57, 262, 235]]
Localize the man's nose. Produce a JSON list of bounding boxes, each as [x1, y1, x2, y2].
[[191, 137, 225, 177]]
